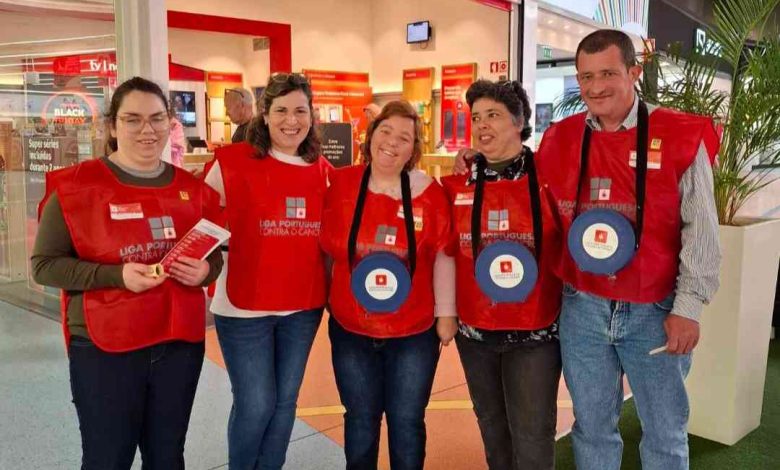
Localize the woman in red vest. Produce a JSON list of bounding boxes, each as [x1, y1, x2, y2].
[[320, 101, 456, 469], [203, 73, 331, 470], [31, 77, 224, 470], [440, 80, 562, 470]]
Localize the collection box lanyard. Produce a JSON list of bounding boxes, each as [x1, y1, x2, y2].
[[573, 100, 649, 250], [347, 165, 417, 312], [470, 151, 543, 303], [470, 151, 543, 262]]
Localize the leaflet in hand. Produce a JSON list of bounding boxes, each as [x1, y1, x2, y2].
[[157, 218, 230, 274]]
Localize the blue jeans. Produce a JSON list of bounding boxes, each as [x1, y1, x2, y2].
[[559, 284, 692, 470], [68, 337, 204, 470], [214, 308, 323, 470], [328, 316, 440, 470]]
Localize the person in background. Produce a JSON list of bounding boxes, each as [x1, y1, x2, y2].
[[205, 73, 331, 470], [441, 80, 562, 470], [169, 116, 186, 168], [31, 76, 223, 470], [224, 87, 254, 143], [321, 100, 456, 470]]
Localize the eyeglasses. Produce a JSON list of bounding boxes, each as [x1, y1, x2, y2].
[[268, 73, 309, 86], [117, 115, 170, 133]]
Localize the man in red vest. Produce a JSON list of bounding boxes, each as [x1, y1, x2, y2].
[[537, 30, 721, 470]]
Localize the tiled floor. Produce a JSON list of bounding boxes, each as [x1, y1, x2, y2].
[[1, 301, 591, 469]]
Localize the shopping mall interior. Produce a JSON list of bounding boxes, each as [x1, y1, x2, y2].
[[0, 0, 778, 468]]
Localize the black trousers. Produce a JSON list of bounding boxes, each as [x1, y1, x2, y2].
[[455, 333, 561, 470], [68, 336, 205, 470]]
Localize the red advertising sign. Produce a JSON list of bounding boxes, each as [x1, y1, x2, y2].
[[441, 63, 477, 152], [34, 53, 117, 77], [403, 69, 433, 80], [206, 72, 243, 83], [473, 0, 513, 12], [303, 70, 369, 83], [302, 69, 372, 162]]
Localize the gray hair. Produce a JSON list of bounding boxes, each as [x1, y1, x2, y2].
[[226, 87, 254, 105]]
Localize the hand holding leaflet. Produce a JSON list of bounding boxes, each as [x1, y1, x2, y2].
[[147, 219, 230, 277]]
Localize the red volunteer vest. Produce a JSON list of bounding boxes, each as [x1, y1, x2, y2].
[[217, 143, 331, 310], [47, 158, 221, 352], [442, 173, 562, 330], [537, 107, 719, 303], [321, 165, 451, 338]]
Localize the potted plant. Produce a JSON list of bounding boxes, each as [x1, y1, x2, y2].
[[555, 0, 780, 445]]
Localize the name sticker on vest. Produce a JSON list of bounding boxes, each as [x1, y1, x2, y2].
[[396, 205, 424, 231], [109, 203, 144, 220], [629, 150, 662, 169], [454, 192, 474, 205]]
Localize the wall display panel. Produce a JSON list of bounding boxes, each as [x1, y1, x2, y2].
[[206, 71, 243, 143], [440, 63, 477, 152], [302, 69, 372, 162], [402, 68, 435, 154]]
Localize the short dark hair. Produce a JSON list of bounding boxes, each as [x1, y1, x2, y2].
[[363, 100, 423, 171], [104, 76, 170, 153], [576, 29, 637, 69], [466, 80, 532, 141], [246, 73, 321, 163]]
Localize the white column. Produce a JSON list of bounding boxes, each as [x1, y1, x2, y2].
[[114, 0, 169, 90], [114, 0, 170, 161], [520, 0, 538, 149]]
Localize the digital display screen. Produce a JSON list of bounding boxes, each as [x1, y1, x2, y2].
[[170, 90, 196, 127], [407, 21, 431, 44]]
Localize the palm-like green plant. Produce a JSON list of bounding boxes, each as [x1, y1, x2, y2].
[[555, 0, 780, 225]]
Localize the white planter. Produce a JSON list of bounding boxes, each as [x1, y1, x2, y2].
[[687, 218, 780, 445]]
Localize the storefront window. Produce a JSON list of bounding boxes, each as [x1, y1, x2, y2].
[[0, 8, 116, 314]]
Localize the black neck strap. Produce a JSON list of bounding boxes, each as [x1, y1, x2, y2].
[[573, 100, 649, 249], [348, 165, 417, 277], [471, 150, 544, 264]]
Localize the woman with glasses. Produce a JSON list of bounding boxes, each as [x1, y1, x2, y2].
[[204, 73, 331, 470], [320, 101, 456, 470], [31, 76, 224, 470]]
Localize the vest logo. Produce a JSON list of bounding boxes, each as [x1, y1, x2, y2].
[[590, 177, 611, 201], [149, 216, 176, 240], [375, 274, 387, 286], [500, 260, 513, 273], [651, 138, 662, 150], [179, 191, 190, 201], [285, 197, 306, 219], [375, 225, 398, 245], [488, 209, 510, 231], [594, 229, 608, 244]]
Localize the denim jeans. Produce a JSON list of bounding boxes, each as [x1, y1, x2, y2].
[[455, 333, 561, 470], [328, 316, 440, 470], [559, 284, 692, 470], [214, 308, 323, 470], [68, 336, 205, 470]]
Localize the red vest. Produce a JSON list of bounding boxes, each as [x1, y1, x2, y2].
[[48, 159, 221, 352], [537, 108, 719, 303], [441, 173, 562, 330], [217, 143, 331, 310], [321, 165, 451, 338]]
